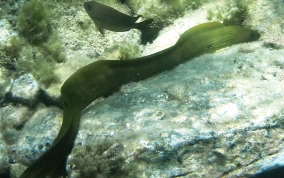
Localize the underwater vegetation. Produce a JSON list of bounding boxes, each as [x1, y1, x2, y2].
[[17, 0, 52, 45], [206, 0, 250, 25], [162, 0, 205, 10], [117, 40, 141, 60], [8, 0, 67, 87], [68, 141, 129, 177], [1, 36, 23, 71], [20, 21, 260, 177], [125, 0, 207, 26]]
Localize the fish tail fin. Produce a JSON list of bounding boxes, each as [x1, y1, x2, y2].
[[135, 18, 154, 31], [136, 18, 159, 45]]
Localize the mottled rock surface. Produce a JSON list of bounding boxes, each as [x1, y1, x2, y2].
[[67, 46, 284, 178], [0, 133, 9, 175], [11, 107, 62, 165], [10, 74, 39, 106], [0, 69, 12, 102]]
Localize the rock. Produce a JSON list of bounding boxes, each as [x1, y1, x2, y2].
[[11, 107, 62, 167], [10, 74, 40, 106], [0, 105, 32, 144], [9, 163, 26, 178], [66, 47, 284, 177], [0, 68, 12, 103], [226, 150, 284, 177], [0, 133, 9, 175], [256, 151, 284, 173]]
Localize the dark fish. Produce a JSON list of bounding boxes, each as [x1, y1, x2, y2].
[[83, 1, 153, 36], [20, 22, 260, 178], [118, 0, 127, 4]]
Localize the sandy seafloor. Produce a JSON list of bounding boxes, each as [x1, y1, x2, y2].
[[0, 0, 284, 177]]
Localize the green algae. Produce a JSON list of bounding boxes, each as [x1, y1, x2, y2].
[[17, 0, 52, 45], [10, 0, 67, 87], [206, 0, 251, 25]]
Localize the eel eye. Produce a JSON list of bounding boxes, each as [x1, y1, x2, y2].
[[250, 31, 260, 40], [87, 5, 92, 11]]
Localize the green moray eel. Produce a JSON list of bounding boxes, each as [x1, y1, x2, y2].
[[20, 22, 260, 178]]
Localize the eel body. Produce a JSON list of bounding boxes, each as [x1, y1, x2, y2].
[[20, 22, 260, 178]]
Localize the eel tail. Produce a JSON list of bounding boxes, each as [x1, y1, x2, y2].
[[20, 106, 81, 178]]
